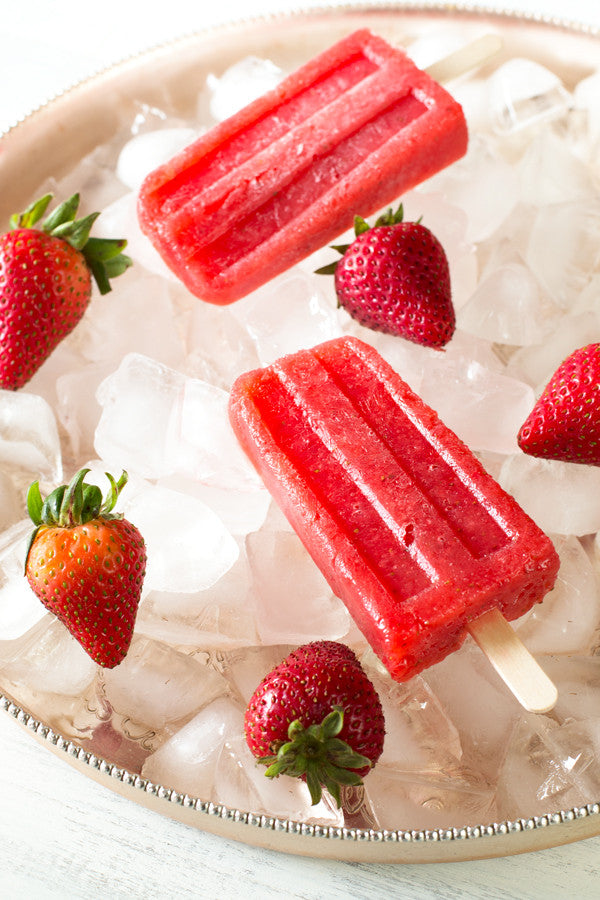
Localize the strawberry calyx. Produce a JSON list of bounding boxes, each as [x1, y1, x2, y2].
[[10, 193, 132, 295], [24, 468, 128, 570], [258, 706, 372, 807], [315, 203, 409, 276]]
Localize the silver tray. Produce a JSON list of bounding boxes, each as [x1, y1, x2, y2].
[[2, 3, 600, 863]]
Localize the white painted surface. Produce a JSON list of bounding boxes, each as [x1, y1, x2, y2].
[[2, 1, 600, 896]]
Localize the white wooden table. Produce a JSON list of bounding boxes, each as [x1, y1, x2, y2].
[[2, 1, 600, 896]]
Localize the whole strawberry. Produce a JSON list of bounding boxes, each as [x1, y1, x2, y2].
[[244, 640, 385, 806], [0, 193, 131, 389], [317, 204, 455, 349], [518, 343, 600, 466], [25, 468, 146, 668]]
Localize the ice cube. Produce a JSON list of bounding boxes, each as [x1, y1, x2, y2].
[[207, 57, 284, 122], [366, 325, 503, 401], [514, 535, 600, 656], [0, 520, 48, 644], [56, 361, 114, 462], [141, 696, 245, 798], [135, 549, 259, 649], [246, 529, 349, 645], [506, 310, 600, 388], [231, 271, 342, 367], [137, 593, 258, 651], [364, 670, 463, 773], [122, 482, 239, 594], [1, 616, 96, 697], [426, 135, 519, 243], [363, 763, 495, 831], [489, 58, 572, 134], [183, 301, 260, 390], [457, 264, 552, 346], [444, 329, 506, 373], [25, 339, 88, 410], [142, 534, 247, 618], [95, 355, 259, 490], [499, 454, 600, 536], [496, 715, 600, 819], [78, 270, 186, 371], [101, 635, 228, 729], [158, 475, 270, 536], [95, 353, 182, 479], [419, 359, 534, 455], [516, 131, 595, 206], [450, 73, 494, 135], [0, 390, 62, 482], [423, 643, 524, 783], [174, 375, 262, 490], [542, 655, 600, 723], [116, 127, 199, 191], [525, 200, 600, 309]]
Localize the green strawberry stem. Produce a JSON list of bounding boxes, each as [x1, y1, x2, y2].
[[10, 192, 132, 295], [258, 706, 372, 807], [24, 468, 128, 571], [315, 203, 408, 276]]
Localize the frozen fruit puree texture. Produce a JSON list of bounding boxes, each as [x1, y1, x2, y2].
[[137, 28, 468, 304], [228, 337, 560, 681]]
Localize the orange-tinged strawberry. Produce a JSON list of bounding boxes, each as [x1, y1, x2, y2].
[[25, 468, 146, 668], [0, 192, 132, 390], [317, 204, 455, 349], [244, 640, 385, 806]]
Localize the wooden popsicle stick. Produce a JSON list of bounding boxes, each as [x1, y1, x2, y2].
[[468, 608, 558, 714], [425, 33, 504, 83]]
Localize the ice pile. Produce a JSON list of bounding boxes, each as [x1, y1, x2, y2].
[[2, 36, 600, 833]]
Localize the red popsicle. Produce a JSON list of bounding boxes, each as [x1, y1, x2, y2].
[[228, 337, 560, 703], [138, 29, 468, 304]]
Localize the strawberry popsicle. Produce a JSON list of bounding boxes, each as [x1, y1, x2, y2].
[[138, 29, 468, 304], [228, 336, 560, 684]]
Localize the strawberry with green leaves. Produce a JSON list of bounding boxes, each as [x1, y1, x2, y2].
[[25, 468, 146, 668], [518, 343, 600, 466], [0, 192, 132, 390], [317, 204, 455, 349], [244, 640, 385, 806]]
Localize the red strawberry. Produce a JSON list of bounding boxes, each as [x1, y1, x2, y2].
[[0, 192, 131, 389], [317, 204, 455, 349], [518, 343, 600, 466], [244, 640, 385, 806], [25, 468, 146, 668]]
